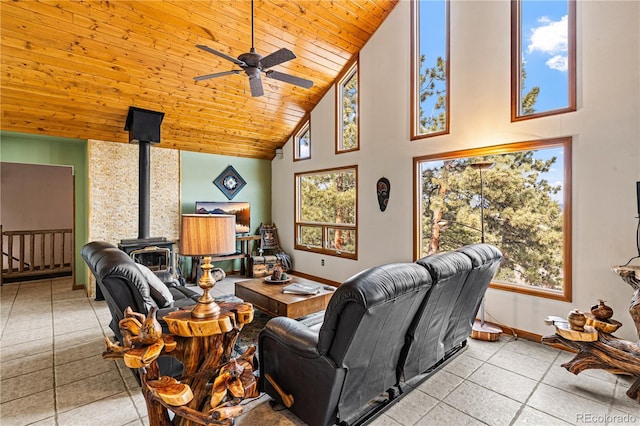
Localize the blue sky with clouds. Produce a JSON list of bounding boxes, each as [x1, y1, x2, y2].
[[520, 0, 569, 112], [417, 0, 569, 116]]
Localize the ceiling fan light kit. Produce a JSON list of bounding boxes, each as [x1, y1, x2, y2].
[[194, 0, 313, 97]]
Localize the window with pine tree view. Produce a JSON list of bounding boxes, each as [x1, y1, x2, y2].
[[414, 138, 572, 301], [512, 0, 576, 120], [294, 119, 310, 161], [411, 0, 449, 139], [295, 166, 357, 259], [336, 58, 359, 153]]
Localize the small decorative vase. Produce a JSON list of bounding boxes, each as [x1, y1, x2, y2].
[[591, 299, 614, 320], [567, 309, 586, 331]]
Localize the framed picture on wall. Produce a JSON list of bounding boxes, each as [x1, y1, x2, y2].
[[195, 201, 250, 234], [213, 165, 246, 200]]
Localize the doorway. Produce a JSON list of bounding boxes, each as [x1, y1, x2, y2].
[[1, 162, 75, 284]]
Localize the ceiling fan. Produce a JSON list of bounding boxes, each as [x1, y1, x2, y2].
[[194, 0, 313, 97]]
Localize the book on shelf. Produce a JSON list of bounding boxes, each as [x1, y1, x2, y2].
[[282, 283, 322, 295]]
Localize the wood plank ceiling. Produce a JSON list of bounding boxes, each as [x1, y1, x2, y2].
[[1, 0, 398, 160]]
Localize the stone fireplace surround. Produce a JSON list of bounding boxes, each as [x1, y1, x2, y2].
[[87, 139, 180, 298]]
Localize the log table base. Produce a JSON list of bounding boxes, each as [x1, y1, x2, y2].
[[542, 331, 640, 402], [542, 265, 640, 404], [103, 301, 258, 425]]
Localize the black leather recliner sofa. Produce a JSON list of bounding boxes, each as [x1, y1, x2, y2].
[[81, 241, 204, 378], [258, 244, 502, 426]]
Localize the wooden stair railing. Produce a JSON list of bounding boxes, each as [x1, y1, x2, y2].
[[1, 225, 73, 284]]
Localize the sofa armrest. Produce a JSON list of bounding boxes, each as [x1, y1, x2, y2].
[[154, 270, 181, 287], [261, 317, 320, 358]]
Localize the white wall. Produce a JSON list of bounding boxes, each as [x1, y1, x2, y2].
[[272, 1, 640, 341]]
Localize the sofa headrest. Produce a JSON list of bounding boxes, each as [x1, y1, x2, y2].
[[82, 241, 157, 310], [331, 263, 433, 309], [81, 241, 118, 270], [415, 250, 472, 282], [455, 244, 503, 268], [318, 263, 432, 354]]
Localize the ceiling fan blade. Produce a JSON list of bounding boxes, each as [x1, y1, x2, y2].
[[196, 45, 246, 67], [249, 76, 264, 97], [193, 70, 242, 81], [265, 70, 313, 89], [259, 48, 296, 70]]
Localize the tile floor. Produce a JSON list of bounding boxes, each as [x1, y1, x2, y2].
[[1, 277, 639, 426]]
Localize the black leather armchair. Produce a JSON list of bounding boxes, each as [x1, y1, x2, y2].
[[258, 244, 502, 426], [82, 241, 205, 379]]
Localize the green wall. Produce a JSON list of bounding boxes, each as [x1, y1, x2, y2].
[[180, 151, 272, 274], [0, 131, 89, 288], [0, 132, 273, 285]]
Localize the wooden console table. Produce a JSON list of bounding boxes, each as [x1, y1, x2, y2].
[[542, 265, 640, 403], [103, 302, 258, 425]]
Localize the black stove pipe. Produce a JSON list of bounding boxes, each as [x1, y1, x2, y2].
[[138, 141, 151, 240], [124, 106, 165, 240]]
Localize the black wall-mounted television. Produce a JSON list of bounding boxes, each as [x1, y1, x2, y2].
[[195, 201, 250, 234]]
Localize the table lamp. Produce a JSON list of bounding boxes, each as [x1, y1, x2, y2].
[[180, 214, 236, 318]]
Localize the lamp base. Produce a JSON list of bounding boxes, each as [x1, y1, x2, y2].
[[191, 299, 221, 318], [192, 256, 221, 319], [471, 320, 502, 342]]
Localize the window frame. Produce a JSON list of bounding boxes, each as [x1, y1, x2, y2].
[[413, 137, 572, 302], [294, 165, 358, 259], [293, 117, 311, 161], [511, 0, 577, 121], [410, 0, 450, 140], [335, 55, 360, 154]]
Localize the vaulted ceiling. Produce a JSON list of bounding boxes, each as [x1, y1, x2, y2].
[[1, 0, 398, 160]]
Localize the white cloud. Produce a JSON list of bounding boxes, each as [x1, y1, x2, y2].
[[546, 55, 568, 71], [527, 15, 568, 71]]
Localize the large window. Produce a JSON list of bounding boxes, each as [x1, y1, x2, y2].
[[295, 166, 358, 259], [336, 57, 359, 153], [414, 138, 572, 301], [294, 118, 311, 161], [512, 0, 576, 120], [411, 0, 449, 139]]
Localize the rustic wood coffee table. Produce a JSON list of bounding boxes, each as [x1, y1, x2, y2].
[[235, 275, 334, 319]]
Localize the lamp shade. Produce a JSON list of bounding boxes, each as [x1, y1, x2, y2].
[[180, 214, 236, 256]]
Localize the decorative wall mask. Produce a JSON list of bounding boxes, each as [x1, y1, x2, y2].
[[377, 177, 390, 211], [214, 165, 246, 200]]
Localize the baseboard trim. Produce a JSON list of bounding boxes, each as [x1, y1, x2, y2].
[[496, 323, 543, 342]]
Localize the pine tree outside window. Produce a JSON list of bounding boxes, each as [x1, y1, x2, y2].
[[336, 57, 359, 153], [295, 166, 358, 259], [414, 137, 572, 301], [411, 0, 449, 139]]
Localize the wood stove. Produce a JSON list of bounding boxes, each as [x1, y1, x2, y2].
[[117, 108, 175, 274]]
